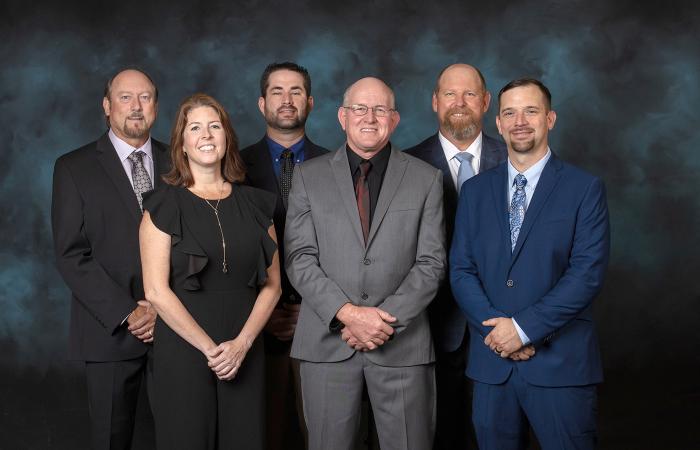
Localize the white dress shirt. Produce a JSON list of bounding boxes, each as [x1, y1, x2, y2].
[[438, 131, 483, 190]]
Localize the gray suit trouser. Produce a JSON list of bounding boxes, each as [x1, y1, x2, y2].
[[300, 353, 435, 450]]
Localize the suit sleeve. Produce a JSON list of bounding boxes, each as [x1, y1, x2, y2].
[[450, 182, 508, 338], [52, 157, 136, 334], [377, 168, 447, 334], [284, 166, 350, 330], [513, 177, 610, 343]]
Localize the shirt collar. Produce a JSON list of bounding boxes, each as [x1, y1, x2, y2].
[[346, 142, 391, 175], [507, 147, 552, 189], [265, 135, 306, 161], [438, 131, 482, 163], [108, 128, 153, 162]]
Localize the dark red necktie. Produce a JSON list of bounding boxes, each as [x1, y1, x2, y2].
[[355, 160, 371, 243]]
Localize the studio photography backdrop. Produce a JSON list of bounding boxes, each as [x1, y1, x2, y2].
[[1, 0, 698, 448]]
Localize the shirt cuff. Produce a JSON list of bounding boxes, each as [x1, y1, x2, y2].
[[512, 318, 530, 346], [121, 312, 132, 326]]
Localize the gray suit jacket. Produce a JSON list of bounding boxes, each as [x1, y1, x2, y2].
[[285, 145, 446, 367]]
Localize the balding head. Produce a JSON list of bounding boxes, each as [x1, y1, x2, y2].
[[338, 77, 400, 159], [432, 63, 491, 149]]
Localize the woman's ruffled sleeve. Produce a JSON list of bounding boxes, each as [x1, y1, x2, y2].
[[243, 187, 278, 288], [143, 185, 182, 244], [142, 185, 207, 291]]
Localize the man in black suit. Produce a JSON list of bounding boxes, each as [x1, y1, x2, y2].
[[52, 68, 170, 450], [405, 63, 507, 450], [240, 61, 328, 450]]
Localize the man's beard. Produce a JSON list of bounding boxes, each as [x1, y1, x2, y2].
[[508, 128, 536, 153], [441, 108, 478, 142], [266, 108, 307, 131], [122, 115, 150, 139]]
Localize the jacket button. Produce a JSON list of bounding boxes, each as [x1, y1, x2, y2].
[[361, 293, 368, 300], [363, 258, 371, 265], [506, 279, 514, 287]]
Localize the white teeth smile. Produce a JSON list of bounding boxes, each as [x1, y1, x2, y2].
[[199, 145, 214, 151], [360, 128, 377, 132]]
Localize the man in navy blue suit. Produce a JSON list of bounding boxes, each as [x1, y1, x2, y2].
[[405, 63, 506, 450], [450, 78, 610, 449]]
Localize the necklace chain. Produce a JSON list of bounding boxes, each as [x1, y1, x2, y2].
[[200, 182, 228, 273]]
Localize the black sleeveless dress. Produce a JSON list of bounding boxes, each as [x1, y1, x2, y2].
[[143, 183, 276, 450]]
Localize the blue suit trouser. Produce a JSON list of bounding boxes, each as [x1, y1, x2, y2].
[[472, 366, 598, 450]]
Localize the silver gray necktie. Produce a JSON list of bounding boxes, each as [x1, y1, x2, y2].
[[127, 150, 152, 212]]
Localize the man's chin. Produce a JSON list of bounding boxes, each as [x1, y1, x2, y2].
[[270, 119, 305, 131]]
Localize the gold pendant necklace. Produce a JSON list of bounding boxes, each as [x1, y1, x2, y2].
[[201, 182, 228, 273]]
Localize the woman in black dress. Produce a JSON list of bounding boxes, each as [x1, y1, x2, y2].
[[140, 93, 281, 449]]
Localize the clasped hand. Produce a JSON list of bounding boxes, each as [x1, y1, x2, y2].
[[127, 300, 157, 343], [264, 303, 300, 341], [205, 336, 252, 381], [482, 317, 536, 361], [337, 303, 396, 351]]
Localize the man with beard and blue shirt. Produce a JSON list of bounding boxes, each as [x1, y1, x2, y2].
[[240, 61, 328, 450]]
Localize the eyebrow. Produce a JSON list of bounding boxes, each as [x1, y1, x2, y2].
[[270, 85, 304, 91]]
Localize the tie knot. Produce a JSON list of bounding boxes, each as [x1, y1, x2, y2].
[[454, 152, 473, 164], [514, 173, 527, 189], [281, 150, 294, 160], [128, 150, 146, 163], [359, 160, 372, 176]]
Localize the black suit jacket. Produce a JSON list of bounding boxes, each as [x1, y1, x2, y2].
[[405, 132, 507, 352], [52, 133, 170, 361], [240, 136, 328, 353]]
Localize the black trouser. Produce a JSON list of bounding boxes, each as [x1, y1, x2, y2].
[[84, 354, 152, 450]]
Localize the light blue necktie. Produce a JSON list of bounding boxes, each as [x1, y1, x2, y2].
[[454, 152, 475, 194], [509, 174, 527, 250]]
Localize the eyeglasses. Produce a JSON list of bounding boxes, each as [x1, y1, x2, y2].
[[343, 104, 395, 117]]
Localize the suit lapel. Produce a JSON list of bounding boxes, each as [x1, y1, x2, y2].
[[489, 163, 511, 253], [423, 135, 457, 200], [246, 139, 282, 197], [152, 139, 170, 188], [95, 134, 142, 222], [480, 134, 505, 172], [510, 155, 562, 264], [330, 147, 366, 247], [367, 147, 407, 247]]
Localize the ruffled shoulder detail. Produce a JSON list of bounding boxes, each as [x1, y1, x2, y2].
[[143, 185, 207, 291], [235, 185, 278, 288], [142, 184, 181, 244]]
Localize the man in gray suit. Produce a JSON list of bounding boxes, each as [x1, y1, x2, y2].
[[285, 77, 446, 450]]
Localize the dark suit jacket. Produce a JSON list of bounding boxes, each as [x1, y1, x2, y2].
[[52, 133, 170, 361], [450, 153, 609, 386], [405, 133, 507, 352], [240, 136, 328, 353]]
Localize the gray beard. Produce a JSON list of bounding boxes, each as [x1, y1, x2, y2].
[[444, 119, 478, 142]]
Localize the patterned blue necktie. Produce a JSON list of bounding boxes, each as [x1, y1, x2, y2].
[[128, 150, 152, 212], [454, 152, 475, 194], [509, 174, 527, 250]]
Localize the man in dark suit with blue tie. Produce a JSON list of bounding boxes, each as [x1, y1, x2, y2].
[[405, 63, 506, 449], [240, 61, 328, 450], [450, 78, 610, 449]]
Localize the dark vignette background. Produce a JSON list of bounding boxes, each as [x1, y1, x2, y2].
[[1, 0, 698, 448]]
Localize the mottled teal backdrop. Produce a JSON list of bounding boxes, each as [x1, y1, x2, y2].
[[1, 0, 698, 448]]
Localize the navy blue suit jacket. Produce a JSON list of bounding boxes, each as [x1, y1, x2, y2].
[[405, 133, 507, 352], [450, 153, 609, 387]]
